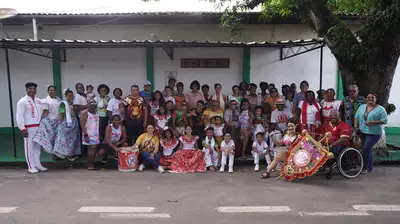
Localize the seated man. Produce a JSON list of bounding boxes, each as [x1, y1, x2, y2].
[[325, 110, 351, 156]]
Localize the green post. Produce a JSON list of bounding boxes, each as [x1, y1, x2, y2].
[[52, 48, 62, 97], [337, 63, 344, 100], [242, 47, 251, 83], [146, 46, 155, 89]]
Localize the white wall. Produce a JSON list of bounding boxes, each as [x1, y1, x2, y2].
[[154, 47, 242, 94], [0, 49, 52, 127], [250, 46, 337, 92], [61, 48, 146, 96]]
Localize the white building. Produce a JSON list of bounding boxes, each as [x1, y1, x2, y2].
[[0, 12, 399, 130]]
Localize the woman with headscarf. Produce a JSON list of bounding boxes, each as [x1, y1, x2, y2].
[[33, 85, 62, 154], [53, 89, 81, 160], [94, 84, 111, 142]]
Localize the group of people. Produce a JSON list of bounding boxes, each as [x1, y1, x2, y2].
[[16, 77, 388, 177]]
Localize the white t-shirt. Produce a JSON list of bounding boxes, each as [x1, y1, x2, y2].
[[298, 100, 320, 125], [270, 108, 293, 131], [252, 141, 268, 153], [107, 98, 123, 116], [165, 96, 176, 105], [73, 93, 87, 106], [221, 140, 235, 151]]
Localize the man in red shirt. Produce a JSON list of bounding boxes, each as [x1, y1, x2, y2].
[[325, 110, 351, 156]]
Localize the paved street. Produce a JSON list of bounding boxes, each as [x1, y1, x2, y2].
[[0, 165, 400, 224]]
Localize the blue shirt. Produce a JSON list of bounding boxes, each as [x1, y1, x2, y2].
[[355, 104, 387, 135], [139, 90, 153, 103]]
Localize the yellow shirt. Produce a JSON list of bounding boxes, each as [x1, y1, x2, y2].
[[202, 108, 224, 127], [135, 133, 160, 152]]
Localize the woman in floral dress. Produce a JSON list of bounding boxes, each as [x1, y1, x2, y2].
[[53, 89, 81, 160], [169, 125, 206, 173], [159, 128, 179, 169], [33, 85, 62, 154]]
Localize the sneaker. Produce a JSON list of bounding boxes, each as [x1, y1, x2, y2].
[[102, 156, 108, 164], [228, 166, 234, 173], [28, 168, 39, 174], [36, 166, 48, 172], [138, 164, 145, 172], [219, 165, 225, 173], [254, 164, 259, 171], [158, 166, 165, 173], [361, 169, 368, 174]]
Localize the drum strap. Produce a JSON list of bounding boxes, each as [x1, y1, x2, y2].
[[140, 134, 155, 151]]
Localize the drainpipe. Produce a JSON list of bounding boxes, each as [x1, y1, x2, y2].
[[32, 18, 37, 40]]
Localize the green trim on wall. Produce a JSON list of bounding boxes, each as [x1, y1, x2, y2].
[[337, 64, 344, 100], [52, 48, 62, 97], [0, 127, 19, 135], [146, 46, 155, 89], [242, 47, 251, 83]]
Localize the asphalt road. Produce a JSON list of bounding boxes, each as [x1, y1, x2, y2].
[[0, 165, 400, 224]]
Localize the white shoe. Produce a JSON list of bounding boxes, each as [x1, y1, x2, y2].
[[228, 166, 234, 173], [254, 164, 259, 171], [28, 168, 39, 174], [36, 166, 48, 172], [158, 166, 165, 173], [219, 165, 225, 173], [138, 164, 145, 172]]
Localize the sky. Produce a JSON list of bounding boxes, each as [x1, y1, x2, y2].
[[1, 0, 260, 13]]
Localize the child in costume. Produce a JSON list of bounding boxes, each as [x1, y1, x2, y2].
[[252, 132, 272, 171], [154, 106, 171, 136], [253, 106, 265, 142], [202, 127, 220, 171], [219, 133, 235, 173], [206, 116, 225, 146]]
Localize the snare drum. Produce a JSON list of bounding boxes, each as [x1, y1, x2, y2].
[[118, 147, 139, 172]]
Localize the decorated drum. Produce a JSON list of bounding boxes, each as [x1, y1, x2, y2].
[[118, 146, 139, 172]]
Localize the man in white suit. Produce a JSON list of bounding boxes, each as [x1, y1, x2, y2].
[[16, 82, 47, 174]]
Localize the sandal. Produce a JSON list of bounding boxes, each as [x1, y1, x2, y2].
[[260, 172, 270, 179]]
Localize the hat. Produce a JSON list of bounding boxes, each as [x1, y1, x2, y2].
[[144, 81, 152, 86], [275, 97, 285, 105]]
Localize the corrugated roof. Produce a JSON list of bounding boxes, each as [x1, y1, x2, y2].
[[14, 12, 360, 16], [0, 38, 323, 48]]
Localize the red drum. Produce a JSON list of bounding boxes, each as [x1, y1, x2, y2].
[[118, 147, 139, 172]]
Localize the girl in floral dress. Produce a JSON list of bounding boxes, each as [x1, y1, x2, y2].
[[202, 127, 220, 171], [53, 89, 81, 160], [169, 125, 206, 173], [159, 129, 179, 169]]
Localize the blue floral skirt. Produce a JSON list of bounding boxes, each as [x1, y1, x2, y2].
[[53, 117, 81, 158], [33, 117, 58, 153]]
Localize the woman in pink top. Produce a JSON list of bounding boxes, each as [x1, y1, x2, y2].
[[185, 80, 205, 110]]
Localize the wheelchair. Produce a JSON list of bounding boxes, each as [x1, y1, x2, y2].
[[320, 146, 364, 179]]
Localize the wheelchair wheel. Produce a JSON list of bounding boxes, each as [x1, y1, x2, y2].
[[337, 147, 363, 179]]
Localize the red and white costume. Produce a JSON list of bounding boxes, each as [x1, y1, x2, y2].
[[16, 95, 43, 171], [321, 100, 342, 133], [298, 100, 321, 139]]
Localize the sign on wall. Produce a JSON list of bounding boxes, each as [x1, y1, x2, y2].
[[181, 58, 230, 68]]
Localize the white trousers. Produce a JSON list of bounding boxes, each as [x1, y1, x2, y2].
[[203, 148, 219, 167], [24, 127, 42, 169], [221, 152, 234, 167], [252, 150, 272, 165]]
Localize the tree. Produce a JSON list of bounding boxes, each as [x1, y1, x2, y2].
[[216, 0, 399, 110]]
